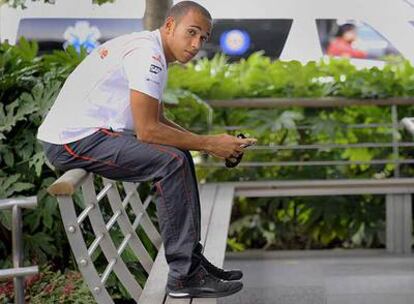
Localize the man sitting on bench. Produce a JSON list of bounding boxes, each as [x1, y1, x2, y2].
[[37, 1, 256, 299]]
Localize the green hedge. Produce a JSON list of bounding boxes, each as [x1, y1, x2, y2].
[[168, 52, 414, 99]]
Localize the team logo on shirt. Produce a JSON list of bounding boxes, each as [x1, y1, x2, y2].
[[152, 54, 165, 68], [99, 47, 109, 59], [152, 54, 162, 63], [149, 64, 162, 74]]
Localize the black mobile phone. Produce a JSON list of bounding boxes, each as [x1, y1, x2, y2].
[[238, 133, 254, 148], [225, 133, 247, 168]]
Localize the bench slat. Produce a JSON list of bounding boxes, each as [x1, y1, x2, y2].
[[386, 193, 413, 254], [200, 185, 235, 268], [140, 184, 219, 304], [198, 184, 219, 249], [226, 178, 414, 189], [230, 178, 414, 197], [237, 186, 414, 197], [139, 246, 169, 304], [192, 185, 235, 304]]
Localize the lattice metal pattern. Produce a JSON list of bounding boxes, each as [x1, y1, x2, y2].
[[49, 170, 162, 303]]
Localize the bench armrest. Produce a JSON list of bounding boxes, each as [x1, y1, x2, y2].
[[47, 169, 89, 196]]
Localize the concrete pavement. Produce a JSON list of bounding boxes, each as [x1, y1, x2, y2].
[[218, 249, 414, 304]]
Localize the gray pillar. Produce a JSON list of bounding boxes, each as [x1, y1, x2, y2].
[[386, 194, 412, 254]]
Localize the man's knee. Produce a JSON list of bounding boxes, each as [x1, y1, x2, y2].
[[176, 149, 195, 166], [155, 147, 195, 182], [167, 147, 187, 161], [162, 147, 189, 170]]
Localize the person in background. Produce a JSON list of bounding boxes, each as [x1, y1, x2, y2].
[[327, 23, 367, 59]]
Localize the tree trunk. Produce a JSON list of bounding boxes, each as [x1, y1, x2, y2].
[[143, 0, 172, 31]]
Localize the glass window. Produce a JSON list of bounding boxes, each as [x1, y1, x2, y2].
[[316, 19, 399, 60]]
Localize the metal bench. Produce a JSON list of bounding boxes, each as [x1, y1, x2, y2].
[[47, 169, 235, 303], [226, 178, 414, 254]]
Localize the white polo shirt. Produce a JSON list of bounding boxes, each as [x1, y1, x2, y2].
[[37, 30, 168, 144]]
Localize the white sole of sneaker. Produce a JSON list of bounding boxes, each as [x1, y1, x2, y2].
[[168, 292, 191, 297], [168, 283, 243, 299]]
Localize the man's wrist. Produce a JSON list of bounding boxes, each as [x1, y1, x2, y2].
[[200, 135, 213, 154]]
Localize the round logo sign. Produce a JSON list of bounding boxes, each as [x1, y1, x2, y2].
[[220, 29, 250, 55]]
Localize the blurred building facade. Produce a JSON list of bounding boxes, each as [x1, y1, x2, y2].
[[1, 0, 414, 67]]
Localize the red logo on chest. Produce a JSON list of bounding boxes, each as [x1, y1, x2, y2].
[[99, 48, 109, 59], [152, 55, 162, 63], [152, 54, 165, 68]]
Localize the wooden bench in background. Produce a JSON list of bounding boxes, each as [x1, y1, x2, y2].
[[227, 178, 414, 254]]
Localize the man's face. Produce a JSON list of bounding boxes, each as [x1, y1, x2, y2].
[[166, 10, 212, 63]]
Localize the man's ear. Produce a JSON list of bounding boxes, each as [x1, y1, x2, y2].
[[164, 16, 176, 34]]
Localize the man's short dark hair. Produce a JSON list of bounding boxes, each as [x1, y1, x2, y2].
[[166, 1, 212, 23]]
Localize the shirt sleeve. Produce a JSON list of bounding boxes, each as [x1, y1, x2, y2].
[[122, 48, 165, 101]]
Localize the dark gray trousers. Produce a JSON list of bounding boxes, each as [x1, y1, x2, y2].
[[42, 128, 204, 281]]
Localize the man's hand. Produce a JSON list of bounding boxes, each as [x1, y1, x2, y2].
[[130, 89, 257, 153], [205, 134, 257, 159]]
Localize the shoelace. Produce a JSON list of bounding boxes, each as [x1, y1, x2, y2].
[[201, 256, 226, 276]]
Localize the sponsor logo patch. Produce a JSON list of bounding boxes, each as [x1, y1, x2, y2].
[[152, 54, 165, 68], [149, 64, 162, 74], [152, 54, 162, 63], [98, 48, 109, 59]]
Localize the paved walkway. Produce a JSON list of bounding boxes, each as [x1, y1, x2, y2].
[[218, 250, 414, 304]]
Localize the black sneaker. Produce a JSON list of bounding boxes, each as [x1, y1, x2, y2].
[[166, 266, 243, 298], [200, 254, 243, 281]]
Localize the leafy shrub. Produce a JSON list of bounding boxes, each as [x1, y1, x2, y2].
[[0, 38, 88, 270], [0, 265, 94, 303]]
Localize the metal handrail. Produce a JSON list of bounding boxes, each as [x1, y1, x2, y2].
[[245, 142, 414, 150], [200, 159, 414, 168], [206, 97, 414, 108], [200, 98, 413, 178], [0, 196, 39, 304]]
